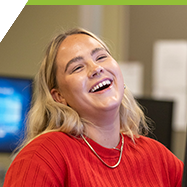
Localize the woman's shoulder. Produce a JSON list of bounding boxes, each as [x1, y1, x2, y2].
[[125, 134, 183, 164], [123, 135, 183, 186], [15, 131, 78, 161], [124, 134, 166, 147], [127, 134, 169, 149], [26, 131, 73, 147], [5, 132, 76, 186], [135, 135, 173, 155], [135, 135, 168, 147]]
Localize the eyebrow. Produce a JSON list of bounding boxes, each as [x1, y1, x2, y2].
[[91, 47, 105, 56], [64, 56, 83, 73], [64, 47, 106, 73]]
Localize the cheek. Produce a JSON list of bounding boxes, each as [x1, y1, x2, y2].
[[61, 77, 87, 109], [118, 68, 124, 84], [112, 63, 125, 94], [62, 76, 86, 97], [111, 61, 124, 82]]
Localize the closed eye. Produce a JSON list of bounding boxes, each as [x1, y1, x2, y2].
[[71, 65, 84, 73], [96, 55, 107, 61]]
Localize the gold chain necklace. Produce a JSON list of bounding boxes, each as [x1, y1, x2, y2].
[[81, 133, 124, 169]]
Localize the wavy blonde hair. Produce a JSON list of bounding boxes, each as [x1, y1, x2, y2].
[[20, 28, 148, 150]]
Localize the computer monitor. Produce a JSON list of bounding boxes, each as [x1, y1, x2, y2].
[[136, 97, 173, 150], [0, 76, 33, 152]]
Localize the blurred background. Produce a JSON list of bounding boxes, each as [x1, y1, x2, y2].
[[0, 5, 187, 185]]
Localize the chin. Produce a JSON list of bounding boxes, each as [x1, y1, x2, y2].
[[99, 98, 122, 112]]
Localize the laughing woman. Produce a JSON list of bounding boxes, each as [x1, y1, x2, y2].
[[4, 28, 183, 187]]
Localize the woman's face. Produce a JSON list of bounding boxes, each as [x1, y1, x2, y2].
[[51, 34, 124, 120]]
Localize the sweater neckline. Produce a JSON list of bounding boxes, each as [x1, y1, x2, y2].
[[78, 134, 125, 159]]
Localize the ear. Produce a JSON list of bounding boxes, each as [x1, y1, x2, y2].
[[50, 88, 67, 105]]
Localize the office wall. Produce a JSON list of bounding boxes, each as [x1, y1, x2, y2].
[[129, 5, 187, 95], [0, 5, 79, 78]]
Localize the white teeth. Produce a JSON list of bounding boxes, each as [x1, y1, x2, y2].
[[99, 83, 103, 87], [106, 80, 110, 84], [91, 80, 111, 92]]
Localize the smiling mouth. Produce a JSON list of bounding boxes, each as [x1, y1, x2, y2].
[[89, 79, 112, 93]]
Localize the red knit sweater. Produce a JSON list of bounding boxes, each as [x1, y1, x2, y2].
[[3, 132, 183, 187]]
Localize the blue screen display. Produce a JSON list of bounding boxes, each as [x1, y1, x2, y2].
[[0, 76, 32, 152]]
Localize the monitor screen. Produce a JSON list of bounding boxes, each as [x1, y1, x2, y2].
[[0, 76, 33, 152]]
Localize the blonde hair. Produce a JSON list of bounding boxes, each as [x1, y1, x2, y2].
[[21, 28, 148, 150]]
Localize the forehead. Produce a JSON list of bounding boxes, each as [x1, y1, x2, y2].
[[59, 34, 103, 52], [56, 34, 104, 66]]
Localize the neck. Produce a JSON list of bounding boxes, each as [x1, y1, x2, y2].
[[84, 114, 121, 148]]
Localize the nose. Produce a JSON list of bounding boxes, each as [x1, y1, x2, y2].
[[88, 62, 104, 78]]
